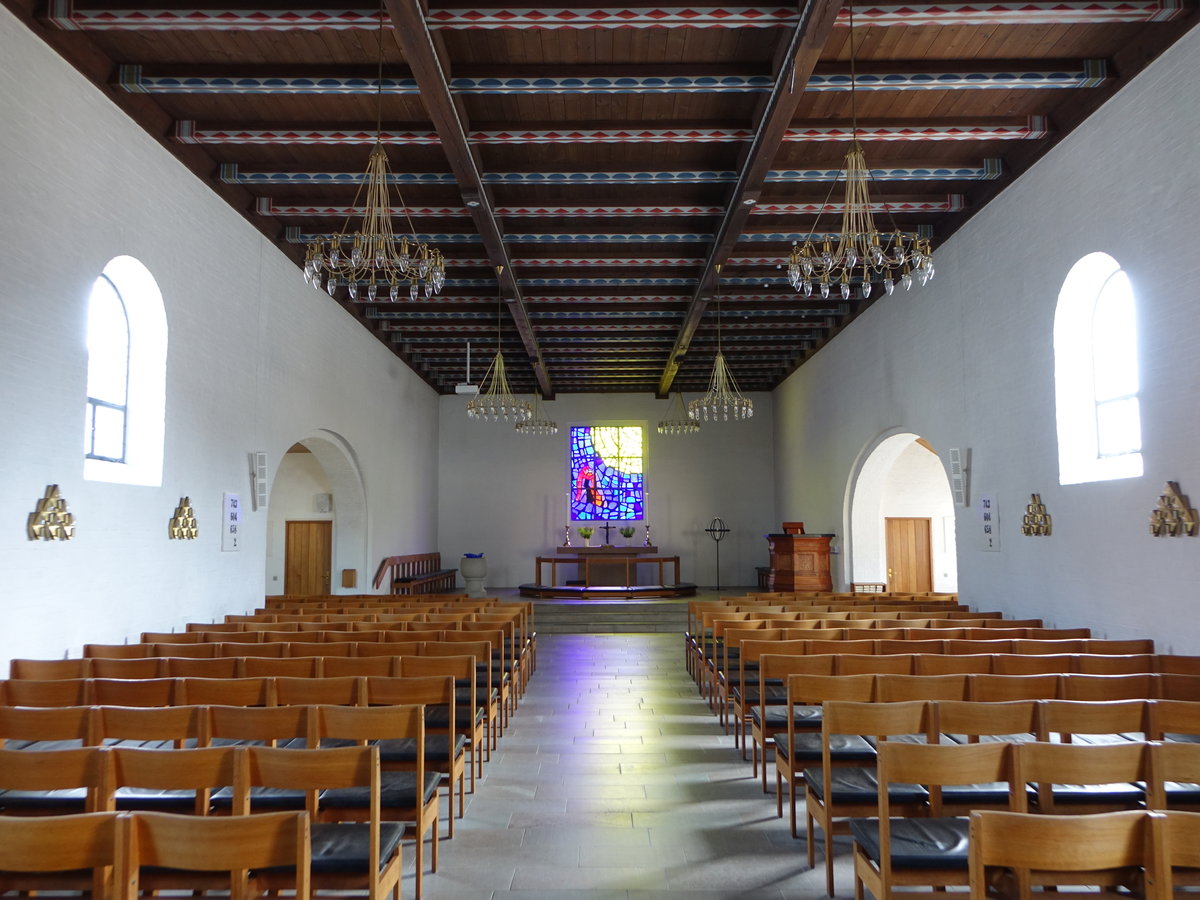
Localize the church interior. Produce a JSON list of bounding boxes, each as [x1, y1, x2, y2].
[[2, 0, 1200, 895]]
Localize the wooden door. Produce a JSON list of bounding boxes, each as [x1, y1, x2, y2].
[[885, 517, 933, 592], [285, 520, 332, 595]]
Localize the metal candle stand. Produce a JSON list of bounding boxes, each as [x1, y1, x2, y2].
[[705, 516, 730, 590]]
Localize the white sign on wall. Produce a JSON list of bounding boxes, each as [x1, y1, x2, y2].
[[979, 493, 1000, 551], [222, 492, 241, 552]]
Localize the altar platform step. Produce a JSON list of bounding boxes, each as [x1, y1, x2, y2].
[[531, 599, 689, 634]]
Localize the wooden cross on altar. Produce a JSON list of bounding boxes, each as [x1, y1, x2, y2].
[[600, 521, 615, 545]]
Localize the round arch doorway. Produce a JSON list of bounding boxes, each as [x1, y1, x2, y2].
[[265, 430, 368, 596], [846, 431, 957, 593]]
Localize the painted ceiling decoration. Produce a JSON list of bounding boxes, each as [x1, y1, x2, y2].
[[10, 0, 1194, 396]]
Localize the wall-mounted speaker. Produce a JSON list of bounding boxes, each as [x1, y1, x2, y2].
[[948, 447, 970, 506], [252, 451, 269, 510]]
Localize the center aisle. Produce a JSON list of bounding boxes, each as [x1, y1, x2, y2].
[[422, 632, 846, 899]]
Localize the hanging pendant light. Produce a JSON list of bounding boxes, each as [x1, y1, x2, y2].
[[516, 392, 558, 435], [688, 266, 753, 423], [784, 0, 933, 301], [657, 391, 700, 435], [467, 266, 532, 423], [302, 0, 445, 300]]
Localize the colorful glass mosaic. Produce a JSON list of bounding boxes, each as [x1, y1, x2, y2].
[[570, 425, 644, 521]]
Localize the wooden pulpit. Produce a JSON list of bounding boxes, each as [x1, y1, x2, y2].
[[765, 531, 833, 591]]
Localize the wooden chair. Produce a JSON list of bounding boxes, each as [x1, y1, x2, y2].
[[935, 699, 1038, 746], [750, 651, 833, 790], [288, 642, 356, 658], [1015, 740, 1149, 813], [424, 639, 499, 749], [392, 656, 484, 786], [851, 741, 1022, 900], [308, 705, 440, 897], [914, 655, 991, 676], [240, 656, 322, 678], [90, 657, 166, 679], [215, 641, 286, 658], [85, 643, 160, 657], [150, 642, 219, 658], [730, 638, 808, 760], [90, 678, 177, 707], [0, 811, 131, 899], [1076, 654, 1158, 675], [1159, 674, 1200, 702], [323, 655, 399, 677], [1058, 674, 1158, 701], [163, 656, 240, 677], [837, 655, 914, 676], [274, 675, 365, 707], [362, 674, 466, 833], [0, 677, 90, 707], [776, 673, 877, 837], [207, 704, 310, 749], [245, 744, 403, 900], [968, 809, 1152, 897], [130, 809, 311, 899], [804, 700, 932, 896], [992, 654, 1075, 676]]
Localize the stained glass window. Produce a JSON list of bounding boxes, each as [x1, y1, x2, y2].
[[570, 425, 644, 521]]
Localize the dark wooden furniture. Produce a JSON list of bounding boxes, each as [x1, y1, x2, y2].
[[765, 533, 834, 592], [371, 554, 457, 595]]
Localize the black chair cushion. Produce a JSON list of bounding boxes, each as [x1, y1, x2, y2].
[[320, 736, 467, 764], [754, 705, 823, 730], [1038, 781, 1145, 805], [939, 782, 1015, 805], [321, 772, 442, 811], [0, 788, 88, 812], [211, 786, 313, 810], [1163, 781, 1200, 803], [849, 817, 970, 869], [113, 787, 205, 812], [803, 767, 928, 804], [942, 732, 1037, 745], [774, 733, 875, 764], [309, 822, 405, 875], [1164, 733, 1200, 744]]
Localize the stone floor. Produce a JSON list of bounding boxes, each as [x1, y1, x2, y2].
[[416, 629, 853, 899]]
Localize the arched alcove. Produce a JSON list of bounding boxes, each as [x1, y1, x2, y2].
[[845, 430, 958, 591], [265, 430, 368, 595]]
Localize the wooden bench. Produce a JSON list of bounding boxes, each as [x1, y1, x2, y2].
[[372, 554, 458, 595]]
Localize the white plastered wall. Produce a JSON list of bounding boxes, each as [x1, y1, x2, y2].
[[774, 28, 1200, 653], [437, 392, 776, 589], [0, 9, 440, 666]]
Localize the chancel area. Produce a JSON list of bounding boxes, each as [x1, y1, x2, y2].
[[2, 0, 1200, 895]]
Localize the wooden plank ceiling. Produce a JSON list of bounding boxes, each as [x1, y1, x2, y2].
[[9, 0, 1197, 396]]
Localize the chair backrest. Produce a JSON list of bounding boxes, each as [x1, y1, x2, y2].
[[1146, 699, 1200, 740], [150, 643, 217, 659], [1014, 741, 1149, 813], [0, 678, 90, 707], [356, 641, 423, 657], [239, 657, 321, 679], [0, 704, 95, 748], [787, 673, 876, 706], [0, 747, 109, 812], [992, 654, 1075, 675], [214, 642, 286, 658], [95, 705, 208, 749], [206, 704, 310, 747], [914, 654, 992, 675], [1075, 654, 1157, 675], [0, 810, 129, 897], [162, 657, 239, 678], [1058, 674, 1158, 701], [109, 746, 243, 815], [879, 740, 1022, 816], [873, 673, 969, 702], [1159, 673, 1200, 701], [177, 677, 274, 707], [968, 809, 1154, 898], [91, 679, 177, 708], [822, 699, 930, 745], [1153, 809, 1200, 882], [9, 658, 93, 679], [130, 809, 311, 899], [86, 643, 161, 657], [836, 654, 913, 676], [1157, 656, 1200, 675], [1036, 699, 1148, 742], [321, 656, 398, 678], [969, 674, 1060, 701], [935, 699, 1038, 743], [273, 676, 363, 707]]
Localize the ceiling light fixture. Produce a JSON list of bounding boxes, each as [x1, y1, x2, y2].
[[657, 391, 700, 435], [785, 0, 933, 301], [688, 266, 753, 422], [467, 266, 532, 423], [302, 0, 445, 302], [516, 392, 558, 435]]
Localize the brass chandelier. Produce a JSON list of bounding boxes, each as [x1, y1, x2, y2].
[[785, 1, 933, 301], [657, 391, 699, 435], [467, 267, 533, 423], [302, 0, 445, 302], [515, 392, 558, 435], [688, 266, 753, 422]]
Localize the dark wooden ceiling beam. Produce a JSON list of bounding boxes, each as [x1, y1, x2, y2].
[[657, 0, 843, 397], [381, 0, 553, 398]]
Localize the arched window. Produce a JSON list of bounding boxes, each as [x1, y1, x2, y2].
[[1054, 252, 1142, 485], [83, 256, 168, 486]]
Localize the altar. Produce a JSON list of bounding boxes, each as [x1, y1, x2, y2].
[[521, 544, 697, 599]]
